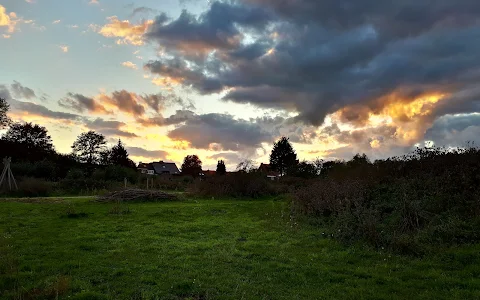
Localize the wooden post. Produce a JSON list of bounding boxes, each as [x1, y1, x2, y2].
[[124, 177, 127, 189], [0, 157, 17, 191], [146, 177, 149, 190]]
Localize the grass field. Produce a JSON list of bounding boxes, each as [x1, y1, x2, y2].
[[1, 197, 480, 299]]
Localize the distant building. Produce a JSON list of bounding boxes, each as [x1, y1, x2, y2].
[[137, 161, 180, 175], [258, 163, 281, 180]]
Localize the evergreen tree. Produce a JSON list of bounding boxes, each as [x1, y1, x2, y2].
[[109, 139, 135, 168], [216, 160, 226, 175], [269, 137, 298, 176]]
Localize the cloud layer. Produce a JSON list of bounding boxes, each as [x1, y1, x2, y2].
[[139, 0, 480, 157]]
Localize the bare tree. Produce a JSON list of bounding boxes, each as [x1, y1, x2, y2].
[[236, 159, 256, 173]]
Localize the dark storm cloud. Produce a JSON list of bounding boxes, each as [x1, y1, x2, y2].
[[146, 1, 273, 56], [243, 0, 480, 37], [11, 81, 36, 99], [143, 0, 480, 134], [167, 112, 273, 151], [144, 59, 223, 94], [425, 114, 480, 147]]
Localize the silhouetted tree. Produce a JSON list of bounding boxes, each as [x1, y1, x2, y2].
[[291, 161, 317, 178], [312, 157, 324, 175], [103, 139, 136, 168], [0, 97, 11, 129], [71, 131, 107, 164], [181, 155, 202, 177], [1, 122, 55, 160], [347, 153, 371, 167], [236, 159, 256, 173], [270, 137, 298, 176], [216, 160, 226, 175]]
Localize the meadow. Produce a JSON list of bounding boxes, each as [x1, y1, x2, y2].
[[1, 197, 480, 299]]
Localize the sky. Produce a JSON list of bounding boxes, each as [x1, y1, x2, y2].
[[1, 0, 480, 170]]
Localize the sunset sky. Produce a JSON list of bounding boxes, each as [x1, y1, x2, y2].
[[2, 0, 480, 170]]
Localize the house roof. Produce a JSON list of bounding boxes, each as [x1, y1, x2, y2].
[[151, 161, 180, 174], [258, 163, 280, 177], [138, 162, 154, 170]]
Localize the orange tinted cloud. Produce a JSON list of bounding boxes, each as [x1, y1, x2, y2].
[[121, 61, 137, 69], [97, 90, 145, 117], [0, 5, 18, 33], [98, 16, 153, 46], [333, 91, 448, 148]]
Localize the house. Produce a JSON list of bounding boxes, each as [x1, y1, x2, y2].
[[258, 163, 281, 180], [138, 162, 155, 175], [137, 161, 181, 175]]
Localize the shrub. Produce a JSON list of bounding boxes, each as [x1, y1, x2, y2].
[[13, 177, 55, 197], [292, 169, 480, 254], [190, 173, 280, 198]]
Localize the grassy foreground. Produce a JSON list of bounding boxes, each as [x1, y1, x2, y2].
[[1, 197, 479, 299]]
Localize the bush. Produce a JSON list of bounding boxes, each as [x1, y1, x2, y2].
[[190, 173, 280, 198], [292, 152, 480, 254], [2, 177, 56, 197], [139, 175, 189, 191]]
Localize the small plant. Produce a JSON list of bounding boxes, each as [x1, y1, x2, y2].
[[64, 202, 88, 218], [109, 200, 131, 215]]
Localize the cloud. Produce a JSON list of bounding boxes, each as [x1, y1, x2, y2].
[[138, 0, 480, 158], [127, 147, 169, 160], [121, 61, 137, 69], [0, 5, 41, 34], [98, 16, 153, 45], [144, 58, 222, 93], [138, 109, 196, 127], [8, 99, 80, 122], [2, 34, 10, 38], [130, 7, 157, 18], [97, 90, 146, 117], [11, 81, 36, 99], [207, 152, 243, 162], [59, 45, 69, 52], [52, 20, 61, 24], [59, 93, 110, 114], [167, 112, 273, 151], [59, 89, 187, 118], [84, 118, 138, 138], [424, 113, 480, 147], [145, 2, 273, 58], [0, 5, 18, 33], [89, 0, 99, 5]]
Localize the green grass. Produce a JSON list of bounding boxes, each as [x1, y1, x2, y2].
[[1, 197, 480, 299]]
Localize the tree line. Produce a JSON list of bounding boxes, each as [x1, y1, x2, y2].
[[1, 97, 323, 181]]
